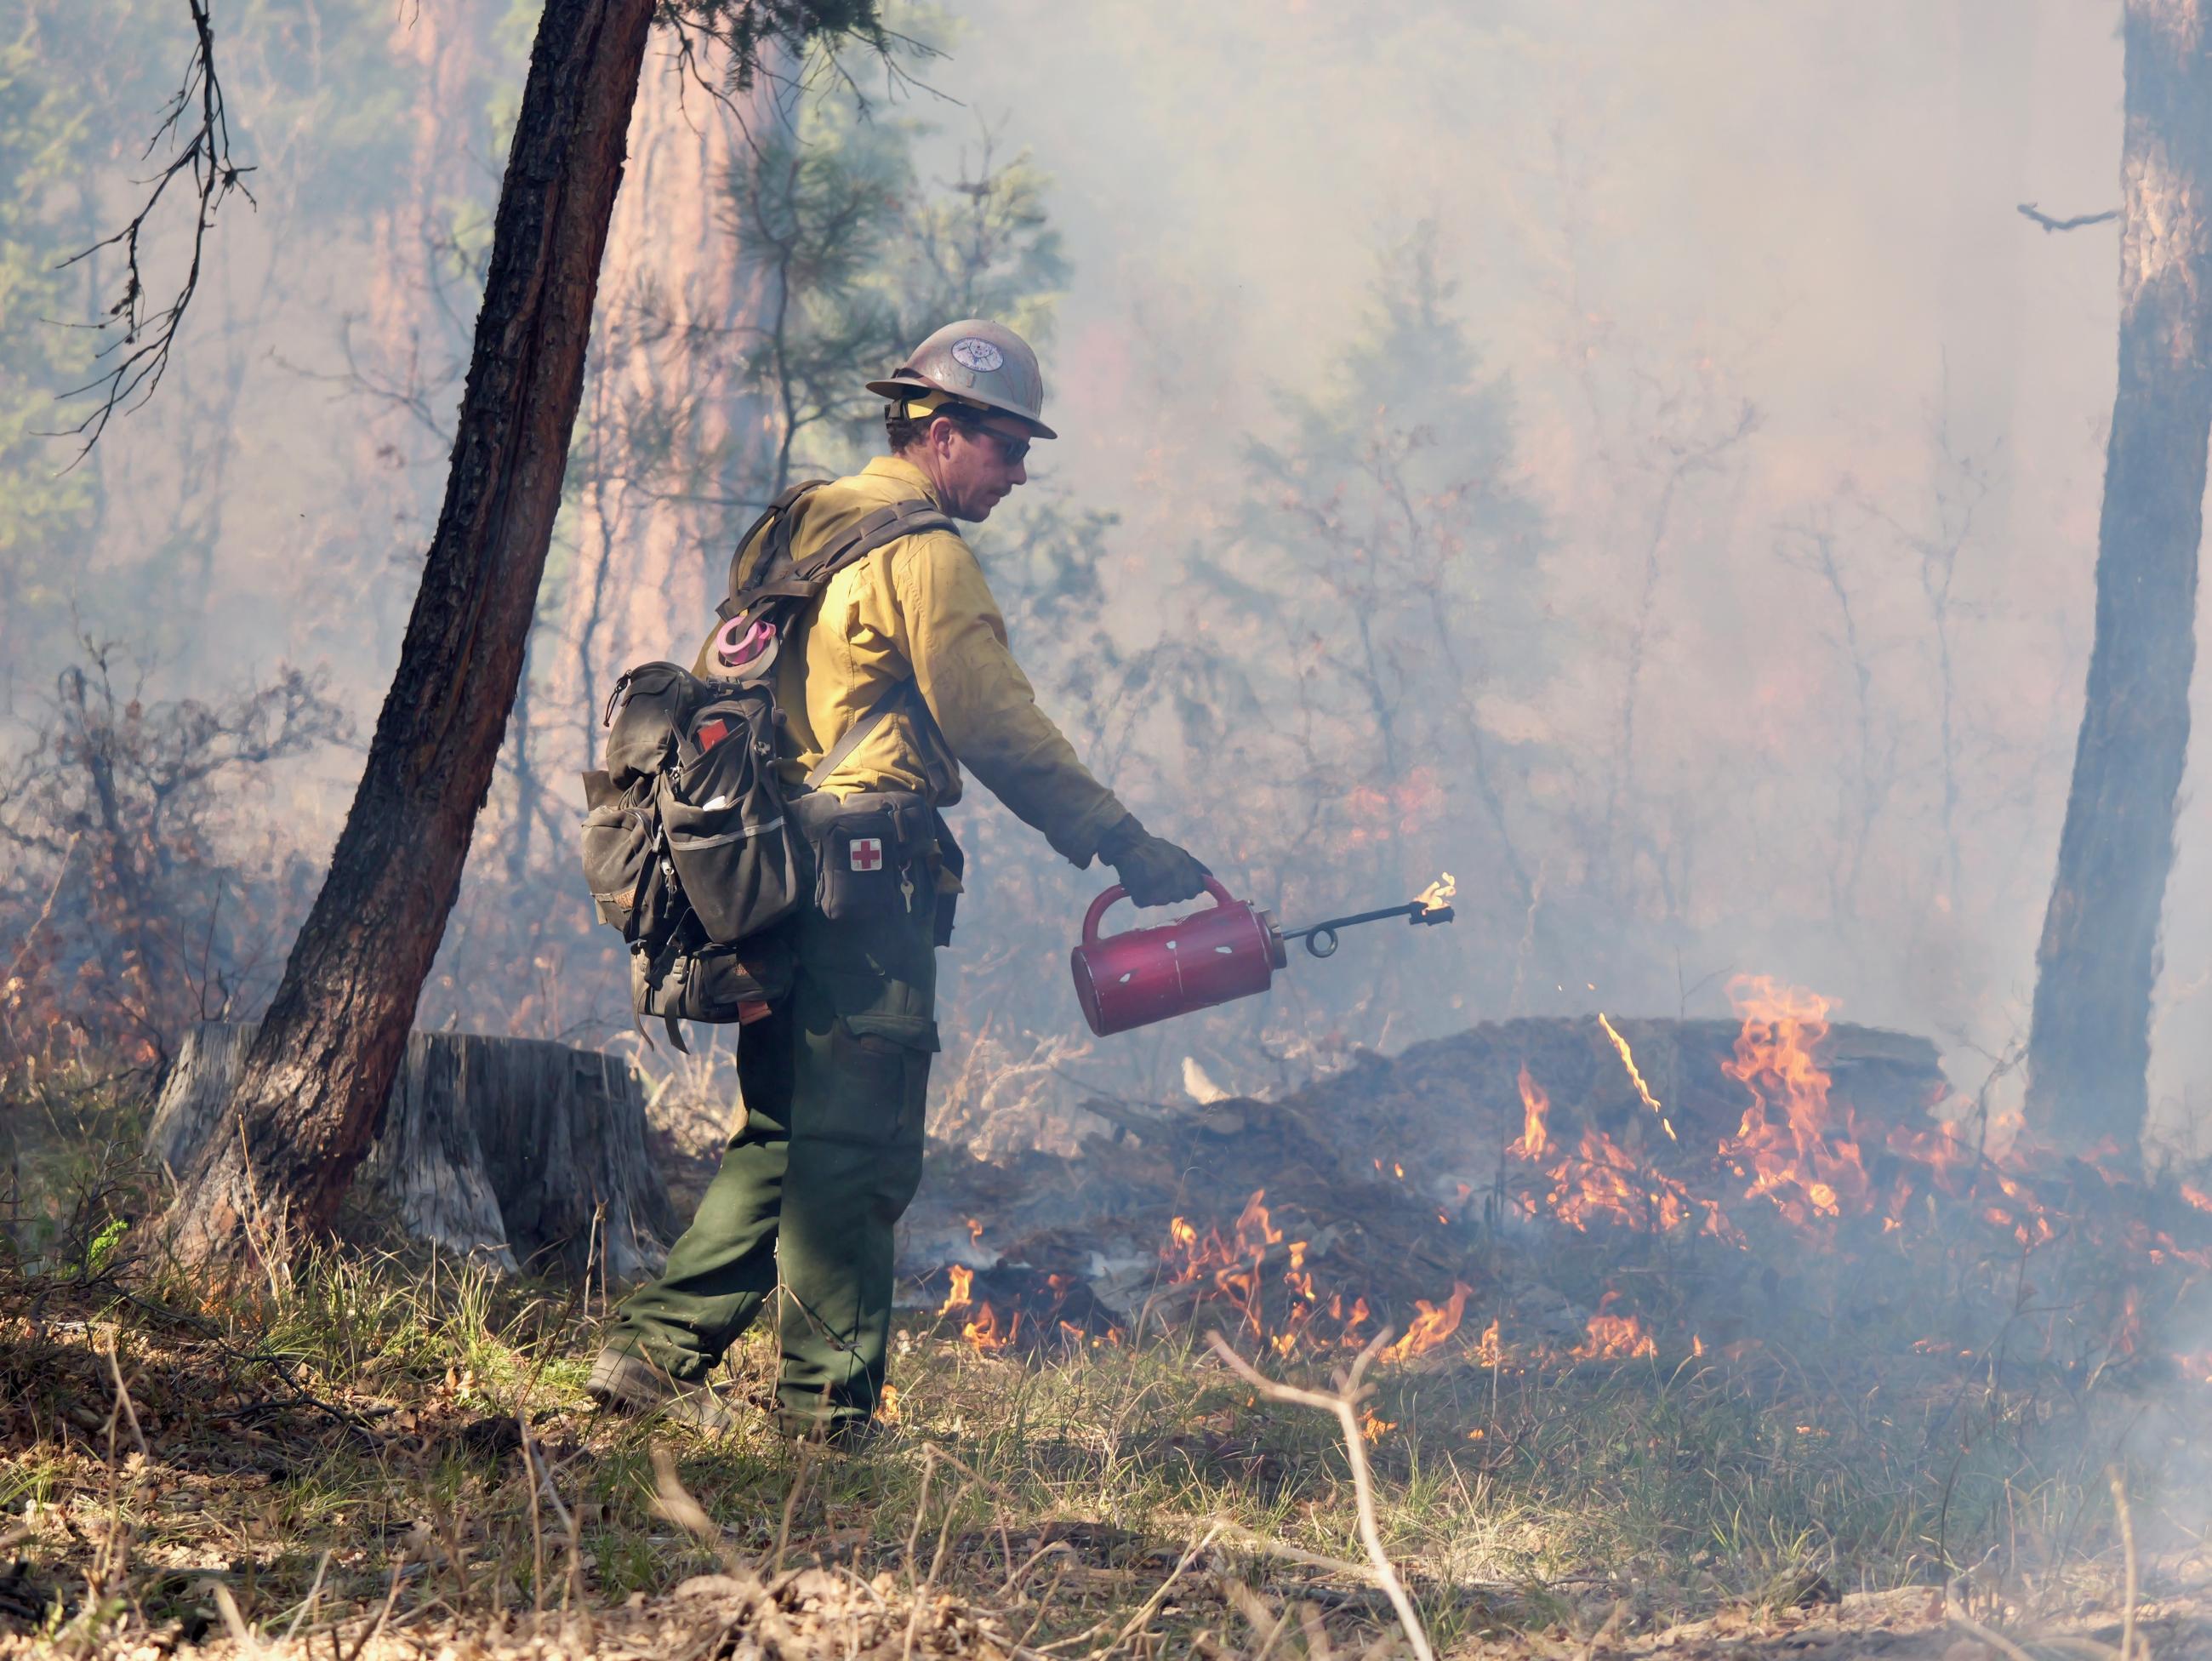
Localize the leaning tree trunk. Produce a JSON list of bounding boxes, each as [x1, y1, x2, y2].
[[2025, 0, 2212, 1157], [162, 0, 659, 1266]]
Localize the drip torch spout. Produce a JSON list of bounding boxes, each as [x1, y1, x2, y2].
[[1275, 899, 1457, 960]]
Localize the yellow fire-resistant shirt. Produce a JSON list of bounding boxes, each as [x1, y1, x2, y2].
[[694, 454, 1128, 868]]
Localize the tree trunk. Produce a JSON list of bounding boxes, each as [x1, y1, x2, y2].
[[162, 0, 659, 1266], [545, 44, 781, 778], [149, 1023, 676, 1281], [2025, 0, 2212, 1156]]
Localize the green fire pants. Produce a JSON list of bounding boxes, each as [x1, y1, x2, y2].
[[604, 890, 938, 1434]]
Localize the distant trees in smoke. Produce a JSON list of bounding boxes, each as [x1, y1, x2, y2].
[[7, 0, 2195, 1171], [0, 641, 347, 1069]]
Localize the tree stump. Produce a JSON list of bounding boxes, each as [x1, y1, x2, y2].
[[148, 1023, 676, 1282]]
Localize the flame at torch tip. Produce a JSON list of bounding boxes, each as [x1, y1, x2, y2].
[[1597, 1013, 1678, 1141], [1415, 870, 1457, 913]]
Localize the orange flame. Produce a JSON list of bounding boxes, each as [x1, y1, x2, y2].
[[1719, 977, 1870, 1228], [1382, 1282, 1471, 1361], [962, 1301, 1010, 1352], [1414, 871, 1457, 914], [1510, 1064, 1551, 1160], [938, 1264, 973, 1318], [1572, 1307, 1658, 1361], [1597, 1013, 1676, 1141]]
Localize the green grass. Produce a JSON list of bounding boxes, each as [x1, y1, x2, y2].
[[2, 1080, 2199, 1658]]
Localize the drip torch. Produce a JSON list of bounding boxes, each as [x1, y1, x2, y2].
[[1070, 875, 1457, 1036]]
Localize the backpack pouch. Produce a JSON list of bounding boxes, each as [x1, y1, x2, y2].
[[634, 936, 795, 1026], [814, 802, 905, 922], [660, 690, 808, 944], [603, 661, 705, 790], [580, 796, 653, 931]]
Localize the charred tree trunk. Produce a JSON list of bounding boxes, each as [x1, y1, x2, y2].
[[2026, 0, 2212, 1156], [150, 1024, 676, 1281], [162, 0, 659, 1265]]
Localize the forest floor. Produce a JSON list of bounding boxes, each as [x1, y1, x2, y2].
[[8, 1084, 2212, 1660]]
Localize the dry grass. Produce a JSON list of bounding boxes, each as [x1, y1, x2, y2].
[[5, 1076, 2212, 1659]]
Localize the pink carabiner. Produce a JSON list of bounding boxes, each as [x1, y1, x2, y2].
[[715, 615, 775, 670]]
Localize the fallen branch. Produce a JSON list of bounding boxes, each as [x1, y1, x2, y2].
[[1205, 1327, 1435, 1661]]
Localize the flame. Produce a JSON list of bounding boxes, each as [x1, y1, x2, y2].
[[1160, 1190, 1287, 1339], [878, 1383, 902, 1423], [1538, 1122, 1737, 1242], [962, 1302, 1010, 1352], [1572, 1303, 1659, 1361], [1382, 1282, 1471, 1361], [1360, 1407, 1398, 1439], [1597, 1013, 1676, 1141], [1340, 1295, 1371, 1348], [1719, 977, 1870, 1228], [1471, 1317, 1502, 1366], [938, 1264, 973, 1317], [1414, 871, 1457, 914], [966, 1217, 984, 1243], [2183, 1184, 2212, 1216], [1510, 1064, 1551, 1160]]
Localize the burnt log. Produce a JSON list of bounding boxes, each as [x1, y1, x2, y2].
[[148, 1023, 675, 1282]]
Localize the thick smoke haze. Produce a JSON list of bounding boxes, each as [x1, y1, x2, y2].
[[8, 1, 2209, 1143]]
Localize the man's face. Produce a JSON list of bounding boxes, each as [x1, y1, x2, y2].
[[926, 408, 1034, 522]]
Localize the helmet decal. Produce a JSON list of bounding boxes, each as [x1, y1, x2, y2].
[[950, 336, 1006, 374]]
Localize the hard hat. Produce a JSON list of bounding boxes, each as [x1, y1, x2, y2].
[[866, 319, 1058, 440]]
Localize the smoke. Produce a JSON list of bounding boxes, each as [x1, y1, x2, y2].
[[10, 1, 2212, 1142]]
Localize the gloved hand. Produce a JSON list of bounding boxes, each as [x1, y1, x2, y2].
[[1097, 813, 1210, 907]]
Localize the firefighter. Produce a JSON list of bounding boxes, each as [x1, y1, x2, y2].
[[587, 319, 1208, 1441]]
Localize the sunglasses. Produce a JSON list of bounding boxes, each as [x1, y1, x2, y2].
[[943, 410, 1031, 466]]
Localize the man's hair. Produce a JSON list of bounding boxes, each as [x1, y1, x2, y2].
[[885, 398, 986, 454], [885, 405, 934, 453]]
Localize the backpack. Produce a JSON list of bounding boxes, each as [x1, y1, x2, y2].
[[579, 480, 956, 1047]]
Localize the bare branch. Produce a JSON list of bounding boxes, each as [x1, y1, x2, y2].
[[1204, 1329, 1435, 1661], [2016, 202, 2118, 234], [50, 0, 256, 461]]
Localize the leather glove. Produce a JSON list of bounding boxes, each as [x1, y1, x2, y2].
[[1097, 813, 1210, 907]]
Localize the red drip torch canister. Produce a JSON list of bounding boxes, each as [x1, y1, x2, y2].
[[1070, 878, 1288, 1037]]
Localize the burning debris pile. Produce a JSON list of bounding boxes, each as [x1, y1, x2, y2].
[[898, 980, 2212, 1387]]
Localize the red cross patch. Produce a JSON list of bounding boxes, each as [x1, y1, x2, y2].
[[849, 837, 885, 872]]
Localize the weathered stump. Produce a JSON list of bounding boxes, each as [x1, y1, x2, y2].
[[148, 1023, 676, 1282]]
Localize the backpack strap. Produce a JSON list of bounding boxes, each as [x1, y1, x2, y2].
[[803, 681, 919, 791], [718, 480, 828, 623], [737, 499, 959, 609]]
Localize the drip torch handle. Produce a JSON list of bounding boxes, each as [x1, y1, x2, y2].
[[1081, 876, 1235, 945]]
